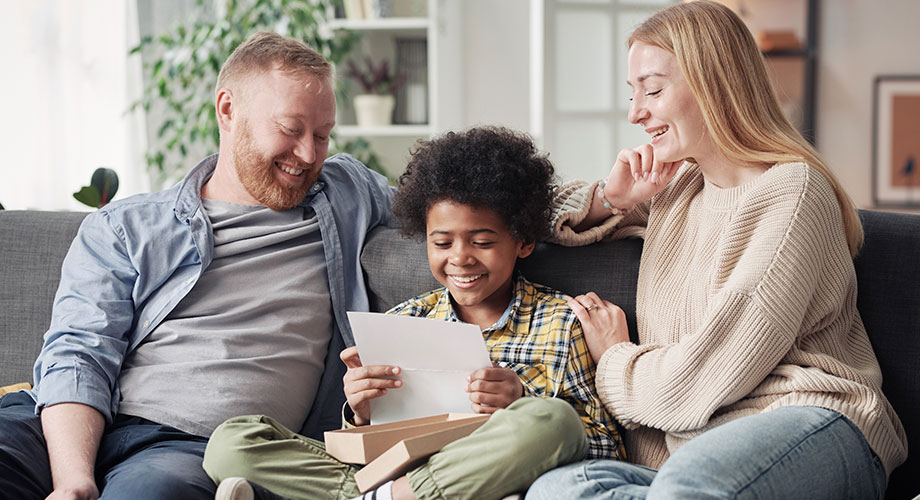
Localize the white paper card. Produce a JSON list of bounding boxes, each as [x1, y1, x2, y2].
[[346, 311, 492, 424]]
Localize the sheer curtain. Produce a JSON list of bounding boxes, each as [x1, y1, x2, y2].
[[0, 1, 148, 211]]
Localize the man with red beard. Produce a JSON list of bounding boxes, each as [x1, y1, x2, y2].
[[0, 32, 394, 500]]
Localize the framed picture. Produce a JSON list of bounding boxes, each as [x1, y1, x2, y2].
[[873, 75, 920, 207]]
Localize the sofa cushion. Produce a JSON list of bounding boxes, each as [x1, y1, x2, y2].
[[0, 382, 31, 396], [360, 231, 439, 313], [0, 210, 87, 386]]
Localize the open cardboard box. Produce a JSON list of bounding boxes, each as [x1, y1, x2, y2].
[[325, 413, 490, 492]]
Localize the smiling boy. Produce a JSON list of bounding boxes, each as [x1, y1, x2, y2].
[[203, 126, 624, 500]]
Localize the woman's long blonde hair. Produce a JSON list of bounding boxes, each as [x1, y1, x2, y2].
[[629, 1, 863, 256]]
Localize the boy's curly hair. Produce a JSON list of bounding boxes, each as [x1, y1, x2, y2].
[[392, 126, 556, 243]]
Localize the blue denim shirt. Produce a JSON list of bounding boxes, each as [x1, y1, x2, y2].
[[30, 153, 394, 439]]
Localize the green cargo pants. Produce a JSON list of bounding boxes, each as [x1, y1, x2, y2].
[[203, 397, 588, 500]]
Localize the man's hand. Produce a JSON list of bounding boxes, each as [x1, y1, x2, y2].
[[465, 364, 523, 414], [340, 346, 402, 426], [568, 292, 630, 363], [45, 479, 99, 500]]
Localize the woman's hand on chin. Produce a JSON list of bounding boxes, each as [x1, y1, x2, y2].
[[579, 144, 681, 229], [604, 143, 683, 210], [568, 292, 631, 364]]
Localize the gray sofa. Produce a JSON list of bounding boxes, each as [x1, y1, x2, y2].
[[1, 209, 917, 499]]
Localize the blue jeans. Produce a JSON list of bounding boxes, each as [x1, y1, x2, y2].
[[0, 391, 216, 500], [526, 406, 886, 500]]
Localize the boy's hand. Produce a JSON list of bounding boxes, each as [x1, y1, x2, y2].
[[340, 346, 402, 426], [466, 364, 522, 413]]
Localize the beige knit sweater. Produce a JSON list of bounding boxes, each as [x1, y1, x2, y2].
[[550, 162, 907, 477]]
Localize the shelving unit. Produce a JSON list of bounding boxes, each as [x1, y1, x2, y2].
[[325, 17, 430, 31], [325, 0, 462, 176], [335, 124, 431, 137], [721, 0, 817, 144]]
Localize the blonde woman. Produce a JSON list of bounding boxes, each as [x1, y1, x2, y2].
[[527, 2, 907, 498]]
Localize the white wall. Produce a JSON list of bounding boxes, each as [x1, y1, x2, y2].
[[817, 0, 920, 209], [460, 0, 531, 132], [0, 1, 146, 211]]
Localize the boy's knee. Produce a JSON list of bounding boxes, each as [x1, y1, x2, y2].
[[499, 398, 587, 458], [202, 415, 269, 482], [509, 398, 581, 433]]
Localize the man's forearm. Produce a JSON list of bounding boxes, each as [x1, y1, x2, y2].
[[41, 402, 105, 497]]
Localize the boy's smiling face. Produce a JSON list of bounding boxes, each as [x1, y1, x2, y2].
[[426, 200, 535, 328]]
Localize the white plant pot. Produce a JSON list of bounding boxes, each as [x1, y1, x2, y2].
[[353, 94, 395, 127]]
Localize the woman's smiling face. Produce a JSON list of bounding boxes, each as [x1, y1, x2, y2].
[[626, 42, 714, 165]]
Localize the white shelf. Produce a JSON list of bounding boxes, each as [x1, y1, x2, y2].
[[335, 124, 432, 137], [329, 0, 462, 176], [326, 17, 430, 31]]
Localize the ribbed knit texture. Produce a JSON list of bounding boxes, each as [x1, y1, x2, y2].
[[550, 162, 908, 477]]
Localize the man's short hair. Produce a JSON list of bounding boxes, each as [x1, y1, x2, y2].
[[216, 31, 333, 94]]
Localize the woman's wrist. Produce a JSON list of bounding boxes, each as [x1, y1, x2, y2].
[[574, 184, 613, 231], [596, 180, 632, 215]]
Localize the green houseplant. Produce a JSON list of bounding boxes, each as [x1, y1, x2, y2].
[[73, 168, 120, 208], [131, 0, 390, 185]]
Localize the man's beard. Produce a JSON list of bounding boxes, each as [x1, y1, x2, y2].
[[232, 122, 316, 211]]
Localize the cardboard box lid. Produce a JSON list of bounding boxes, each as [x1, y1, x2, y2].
[[324, 413, 489, 465], [353, 416, 490, 492]]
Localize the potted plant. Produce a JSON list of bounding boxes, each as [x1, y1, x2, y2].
[[346, 56, 406, 127]]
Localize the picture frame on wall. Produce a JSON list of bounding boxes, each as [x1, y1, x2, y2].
[[873, 75, 920, 208]]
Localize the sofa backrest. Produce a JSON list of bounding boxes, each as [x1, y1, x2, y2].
[[361, 231, 645, 340], [852, 210, 920, 499]]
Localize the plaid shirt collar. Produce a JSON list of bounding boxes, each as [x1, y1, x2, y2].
[[431, 272, 529, 331]]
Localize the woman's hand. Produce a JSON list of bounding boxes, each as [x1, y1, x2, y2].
[[466, 364, 523, 414], [578, 144, 681, 229], [568, 292, 631, 364], [340, 346, 402, 426], [603, 144, 682, 210]]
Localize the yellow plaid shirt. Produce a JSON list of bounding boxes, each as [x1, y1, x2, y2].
[[386, 273, 626, 460]]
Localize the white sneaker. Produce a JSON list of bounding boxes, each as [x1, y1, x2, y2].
[[215, 477, 254, 500], [215, 477, 295, 500]]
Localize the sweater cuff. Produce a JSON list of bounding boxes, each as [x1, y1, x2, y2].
[[549, 180, 627, 247], [595, 341, 656, 430]]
